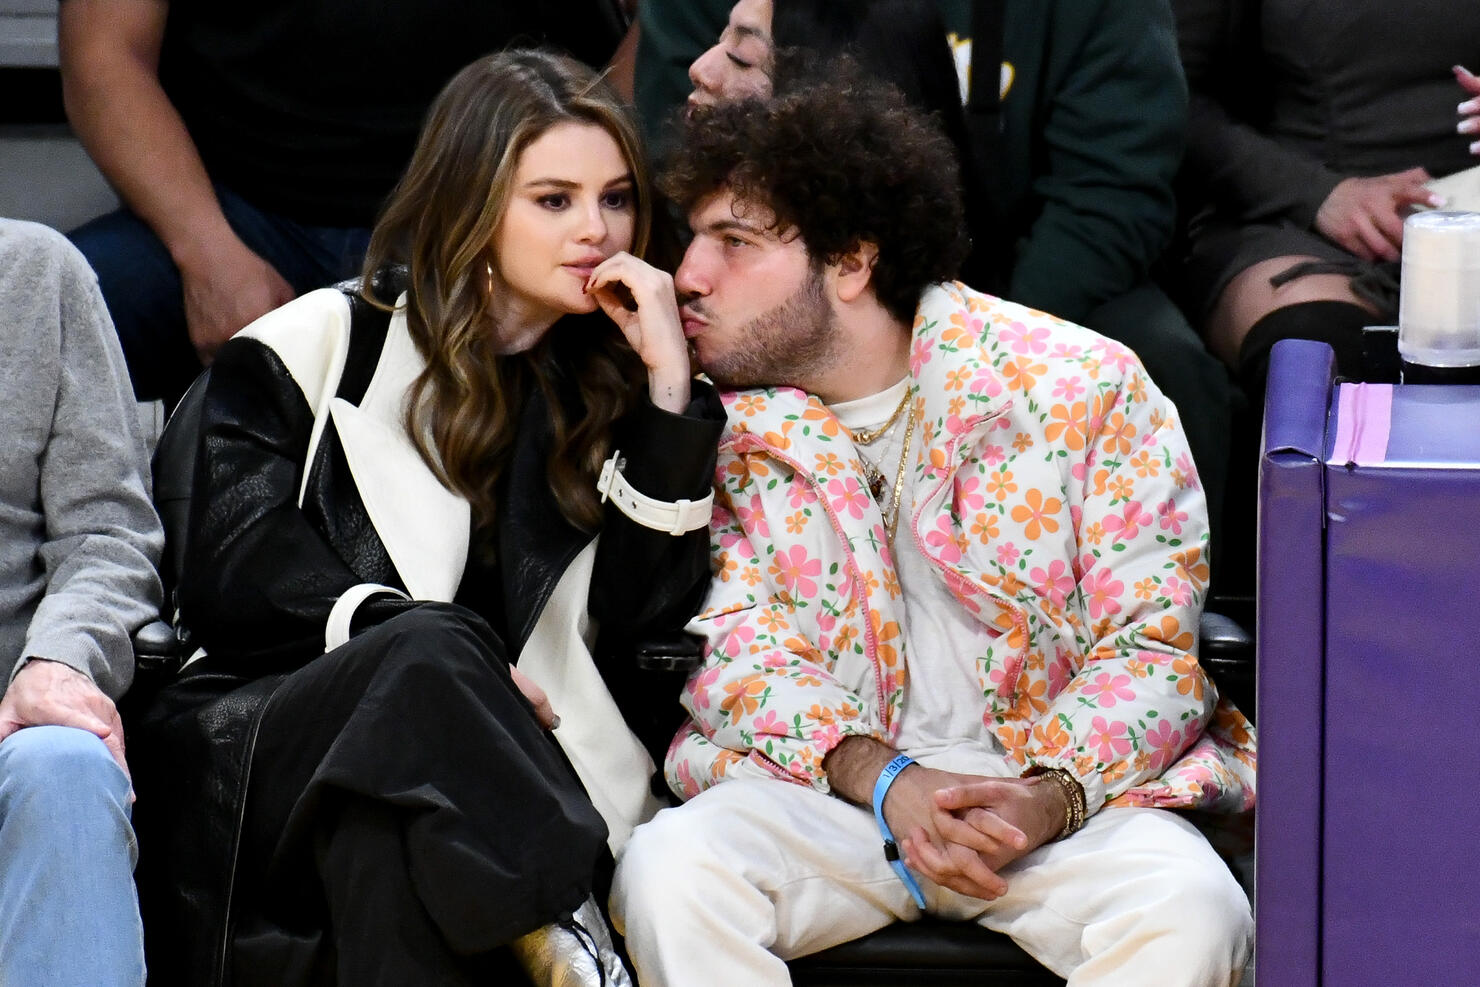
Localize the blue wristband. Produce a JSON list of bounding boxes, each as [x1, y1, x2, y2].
[[870, 752, 928, 909]]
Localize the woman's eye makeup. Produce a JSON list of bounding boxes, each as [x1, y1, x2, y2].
[[537, 192, 570, 209], [601, 188, 633, 210]]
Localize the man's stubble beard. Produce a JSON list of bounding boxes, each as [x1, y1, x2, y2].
[[698, 268, 841, 392]]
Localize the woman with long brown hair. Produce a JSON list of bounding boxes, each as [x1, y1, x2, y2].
[[131, 49, 721, 986]]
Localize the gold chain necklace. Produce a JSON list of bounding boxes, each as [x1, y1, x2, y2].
[[883, 405, 917, 542], [848, 389, 910, 446]]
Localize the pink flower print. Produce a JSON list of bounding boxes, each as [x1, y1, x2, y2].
[[736, 500, 771, 538], [956, 474, 986, 512], [1030, 559, 1075, 609], [983, 444, 1007, 466], [761, 651, 791, 669], [826, 476, 871, 519], [1102, 500, 1152, 543], [926, 516, 964, 564], [1098, 343, 1139, 374], [1051, 342, 1083, 360], [1157, 498, 1188, 535], [1053, 375, 1085, 401], [1083, 672, 1136, 707], [1163, 575, 1193, 607], [1001, 320, 1051, 355], [1144, 719, 1184, 770], [674, 761, 701, 800], [1088, 715, 1133, 762], [787, 479, 815, 509], [996, 541, 1020, 566], [1048, 651, 1074, 694], [1175, 453, 1201, 491], [752, 710, 788, 736], [909, 335, 935, 375], [719, 624, 756, 660], [769, 545, 822, 599], [810, 722, 842, 749], [1080, 568, 1125, 619]]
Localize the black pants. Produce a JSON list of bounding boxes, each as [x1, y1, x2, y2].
[[135, 604, 607, 986]]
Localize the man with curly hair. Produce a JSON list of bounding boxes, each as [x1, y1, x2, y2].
[[610, 72, 1256, 984]]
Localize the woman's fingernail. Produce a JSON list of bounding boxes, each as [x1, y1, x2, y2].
[[1471, 140, 1480, 156], [1461, 99, 1480, 114], [1430, 194, 1448, 208], [1460, 118, 1480, 134], [550, 715, 561, 730]]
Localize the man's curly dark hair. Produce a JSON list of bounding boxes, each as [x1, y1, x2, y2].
[[662, 58, 970, 324]]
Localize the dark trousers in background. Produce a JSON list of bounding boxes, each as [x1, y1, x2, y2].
[[68, 185, 371, 405]]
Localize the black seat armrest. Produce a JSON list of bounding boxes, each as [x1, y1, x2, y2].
[[634, 631, 705, 673]]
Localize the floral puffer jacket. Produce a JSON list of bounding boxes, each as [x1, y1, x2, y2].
[[668, 283, 1255, 813]]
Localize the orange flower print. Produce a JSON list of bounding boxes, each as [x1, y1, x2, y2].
[[734, 394, 767, 416], [949, 395, 967, 417], [1010, 488, 1063, 540], [1172, 547, 1210, 591], [985, 470, 1019, 501], [1171, 655, 1206, 700], [970, 512, 1001, 544], [756, 609, 786, 634], [997, 722, 1031, 752], [1045, 402, 1088, 451], [1107, 475, 1134, 502], [1099, 412, 1137, 456], [740, 566, 763, 587], [716, 555, 739, 583], [1146, 615, 1195, 652], [1002, 358, 1048, 392], [1013, 432, 1033, 452], [785, 511, 808, 535], [800, 404, 842, 437], [945, 367, 972, 391], [1084, 520, 1106, 546], [1032, 715, 1071, 755], [1133, 577, 1156, 600], [720, 679, 769, 722], [1129, 450, 1159, 477], [814, 452, 845, 476]]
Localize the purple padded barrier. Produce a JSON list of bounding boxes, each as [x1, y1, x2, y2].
[[1257, 339, 1335, 987], [1320, 382, 1480, 984]]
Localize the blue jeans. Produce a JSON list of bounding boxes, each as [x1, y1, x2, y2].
[[68, 185, 372, 403], [0, 725, 144, 987]]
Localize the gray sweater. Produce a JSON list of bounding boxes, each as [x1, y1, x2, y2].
[[0, 219, 163, 700]]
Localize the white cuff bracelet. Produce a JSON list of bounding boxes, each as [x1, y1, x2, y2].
[[597, 451, 714, 535]]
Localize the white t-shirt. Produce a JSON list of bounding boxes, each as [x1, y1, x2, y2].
[[830, 381, 1003, 756]]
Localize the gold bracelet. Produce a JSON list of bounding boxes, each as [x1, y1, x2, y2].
[[1023, 765, 1088, 839]]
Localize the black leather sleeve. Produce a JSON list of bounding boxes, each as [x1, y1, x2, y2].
[[176, 337, 415, 672], [588, 379, 725, 652]]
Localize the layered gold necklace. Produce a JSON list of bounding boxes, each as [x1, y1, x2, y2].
[[853, 397, 916, 543], [847, 389, 910, 446]]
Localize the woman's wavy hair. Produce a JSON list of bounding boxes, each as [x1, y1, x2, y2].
[[361, 49, 652, 535]]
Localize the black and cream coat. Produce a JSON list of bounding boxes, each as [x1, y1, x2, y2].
[[133, 285, 722, 984]]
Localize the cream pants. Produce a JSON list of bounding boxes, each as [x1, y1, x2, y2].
[[611, 747, 1251, 986]]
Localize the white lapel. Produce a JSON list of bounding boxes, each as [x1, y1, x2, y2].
[[328, 301, 470, 602], [516, 538, 664, 853]]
